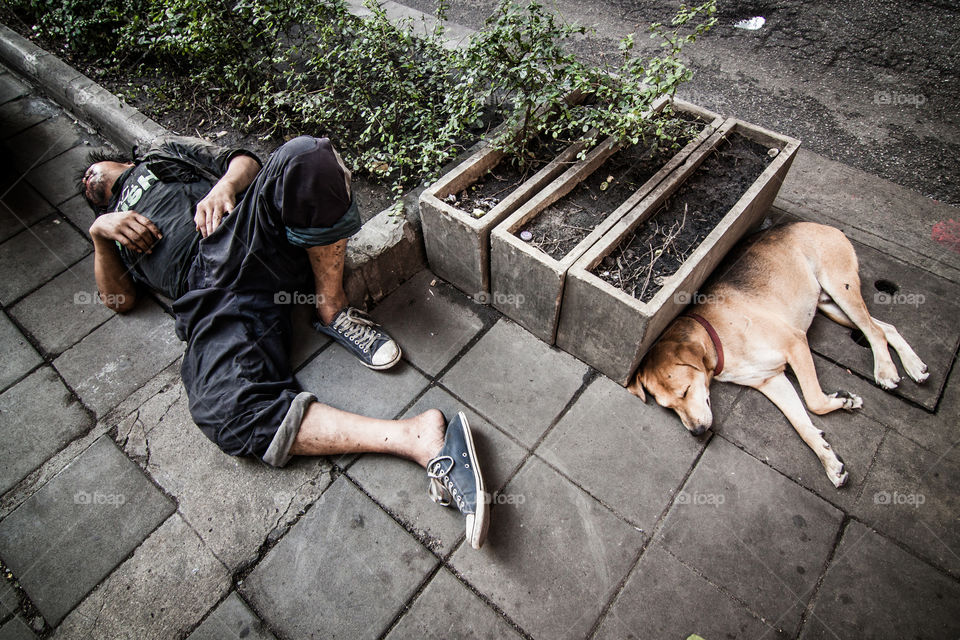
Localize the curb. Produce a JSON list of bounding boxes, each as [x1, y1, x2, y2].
[[0, 23, 426, 308]]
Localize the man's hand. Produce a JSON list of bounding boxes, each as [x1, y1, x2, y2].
[[89, 210, 162, 254], [195, 154, 261, 238], [194, 182, 236, 238]]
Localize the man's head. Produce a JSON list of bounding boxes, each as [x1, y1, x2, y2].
[[77, 150, 134, 214], [628, 322, 714, 435]]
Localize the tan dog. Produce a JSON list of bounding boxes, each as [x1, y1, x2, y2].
[[629, 221, 928, 488]]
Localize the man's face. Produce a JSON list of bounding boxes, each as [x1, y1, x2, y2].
[[82, 161, 132, 211]]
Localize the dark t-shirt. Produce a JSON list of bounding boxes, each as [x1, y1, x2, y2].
[[108, 137, 260, 299]]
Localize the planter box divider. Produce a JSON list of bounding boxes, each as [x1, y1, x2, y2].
[[556, 117, 801, 384], [419, 92, 597, 299], [488, 98, 725, 344]]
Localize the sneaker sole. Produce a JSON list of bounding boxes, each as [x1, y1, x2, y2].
[[459, 411, 489, 549]]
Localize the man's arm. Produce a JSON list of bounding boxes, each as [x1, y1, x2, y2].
[[194, 154, 262, 237], [89, 211, 163, 313]]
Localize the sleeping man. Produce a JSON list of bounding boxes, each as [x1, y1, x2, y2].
[[81, 135, 488, 548]]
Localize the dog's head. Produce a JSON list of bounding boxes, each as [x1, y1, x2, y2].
[[628, 325, 714, 436]]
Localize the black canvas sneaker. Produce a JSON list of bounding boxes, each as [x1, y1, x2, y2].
[[314, 307, 401, 370], [426, 411, 490, 549]]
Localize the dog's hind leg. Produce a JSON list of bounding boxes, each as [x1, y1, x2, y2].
[[816, 257, 902, 389], [818, 299, 929, 384], [755, 373, 849, 488], [784, 329, 863, 414]]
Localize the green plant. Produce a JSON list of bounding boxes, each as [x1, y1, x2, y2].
[[459, 0, 591, 160], [465, 0, 718, 162], [4, 0, 135, 58]]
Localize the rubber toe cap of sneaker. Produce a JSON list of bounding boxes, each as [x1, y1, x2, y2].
[[371, 340, 400, 368]]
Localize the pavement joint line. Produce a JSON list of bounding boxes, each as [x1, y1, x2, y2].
[[710, 431, 859, 516], [2, 452, 176, 634], [787, 515, 856, 640], [374, 555, 445, 640], [228, 467, 340, 588], [436, 560, 537, 640], [342, 467, 456, 559], [0, 211, 91, 307], [583, 432, 723, 638], [583, 536, 648, 640], [658, 542, 785, 635]]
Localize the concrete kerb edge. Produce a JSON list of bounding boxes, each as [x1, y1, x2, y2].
[[0, 22, 426, 308]]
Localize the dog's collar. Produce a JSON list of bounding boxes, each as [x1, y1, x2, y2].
[[684, 313, 724, 376]]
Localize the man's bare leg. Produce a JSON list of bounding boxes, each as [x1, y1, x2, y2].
[[289, 403, 446, 468], [305, 239, 349, 325]]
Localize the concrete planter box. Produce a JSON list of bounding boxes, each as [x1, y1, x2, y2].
[[419, 106, 594, 298], [488, 99, 724, 343], [556, 118, 801, 384]]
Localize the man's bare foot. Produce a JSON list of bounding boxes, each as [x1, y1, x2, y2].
[[410, 408, 446, 468]]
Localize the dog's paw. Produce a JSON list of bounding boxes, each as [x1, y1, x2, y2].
[[875, 374, 900, 390], [904, 359, 929, 384], [831, 467, 849, 489], [830, 390, 863, 411]]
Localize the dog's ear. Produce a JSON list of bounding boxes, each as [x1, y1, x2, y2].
[[627, 371, 647, 402]]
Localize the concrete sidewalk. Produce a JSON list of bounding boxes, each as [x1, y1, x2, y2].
[[0, 26, 959, 640]]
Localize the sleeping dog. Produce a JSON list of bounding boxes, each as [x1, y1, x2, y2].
[[629, 221, 928, 488]]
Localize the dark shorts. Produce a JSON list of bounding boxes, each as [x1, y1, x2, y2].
[[172, 136, 360, 465]]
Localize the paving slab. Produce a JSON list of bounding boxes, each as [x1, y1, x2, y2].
[[0, 71, 28, 105], [241, 477, 438, 640], [53, 297, 181, 416], [596, 543, 782, 639], [799, 521, 960, 640], [385, 567, 522, 640], [51, 513, 231, 639], [450, 456, 645, 640], [371, 270, 487, 376], [25, 144, 104, 206], [811, 353, 960, 462], [0, 216, 89, 305], [0, 312, 41, 393], [9, 254, 114, 355], [657, 437, 844, 637], [0, 96, 55, 141], [115, 381, 333, 571], [187, 592, 277, 640], [0, 174, 55, 243], [296, 341, 429, 419], [348, 385, 526, 555], [52, 194, 92, 234], [0, 367, 92, 495], [852, 430, 960, 578], [0, 436, 175, 625], [442, 318, 590, 447], [716, 379, 885, 510], [0, 617, 36, 640], [7, 111, 97, 171], [538, 375, 707, 530], [289, 302, 330, 370], [807, 238, 960, 410]]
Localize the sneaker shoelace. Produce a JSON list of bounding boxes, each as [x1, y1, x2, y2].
[[331, 309, 379, 353], [427, 455, 467, 512]]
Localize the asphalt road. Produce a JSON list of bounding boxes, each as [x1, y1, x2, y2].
[[407, 0, 960, 206]]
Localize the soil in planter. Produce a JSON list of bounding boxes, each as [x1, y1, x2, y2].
[[592, 132, 777, 302], [448, 134, 579, 219], [516, 116, 704, 261]]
